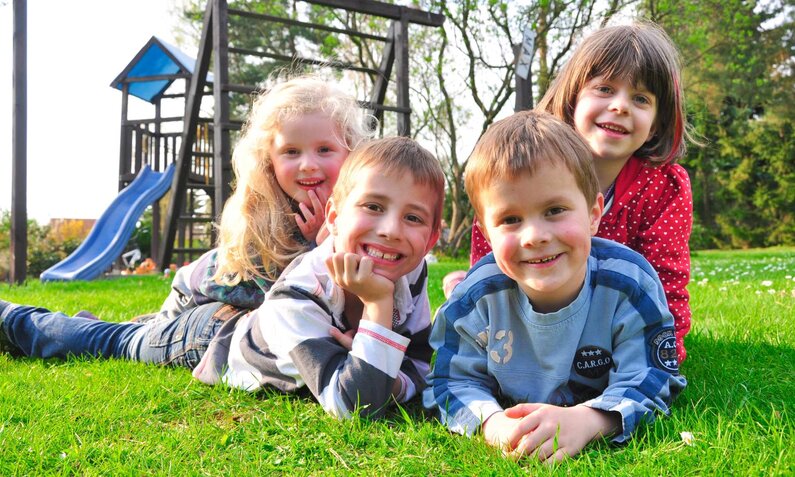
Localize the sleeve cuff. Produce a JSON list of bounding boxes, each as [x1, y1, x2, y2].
[[351, 320, 410, 378]]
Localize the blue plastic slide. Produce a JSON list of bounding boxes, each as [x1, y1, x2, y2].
[[40, 164, 176, 281]]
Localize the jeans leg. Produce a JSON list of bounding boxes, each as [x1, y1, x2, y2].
[[128, 302, 226, 370], [4, 305, 144, 360]]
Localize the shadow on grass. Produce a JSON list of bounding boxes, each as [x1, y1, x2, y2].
[[679, 332, 795, 411]]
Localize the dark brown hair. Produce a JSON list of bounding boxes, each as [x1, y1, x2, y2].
[[537, 22, 693, 164]]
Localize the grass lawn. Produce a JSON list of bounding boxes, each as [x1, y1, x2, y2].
[[1, 249, 794, 474]]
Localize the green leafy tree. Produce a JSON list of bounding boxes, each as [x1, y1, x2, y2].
[[643, 0, 795, 248]]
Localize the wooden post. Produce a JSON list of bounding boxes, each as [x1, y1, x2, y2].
[[119, 83, 130, 191], [369, 21, 396, 126], [213, 0, 232, 222], [514, 27, 535, 112], [159, 0, 214, 269], [11, 0, 28, 284], [394, 11, 410, 136], [514, 42, 533, 112]]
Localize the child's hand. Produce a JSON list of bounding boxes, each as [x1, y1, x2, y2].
[[295, 189, 328, 242], [325, 252, 395, 328], [329, 327, 356, 350], [481, 410, 529, 454], [500, 403, 620, 462]]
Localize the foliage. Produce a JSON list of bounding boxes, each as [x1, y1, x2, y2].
[[1, 250, 795, 474], [643, 0, 795, 249], [173, 0, 795, 252], [0, 210, 83, 280]]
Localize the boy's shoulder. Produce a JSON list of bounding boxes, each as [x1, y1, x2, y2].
[[589, 237, 657, 277], [588, 237, 667, 301]]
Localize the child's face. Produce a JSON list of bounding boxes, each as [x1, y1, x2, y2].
[[270, 112, 349, 204], [479, 165, 603, 313], [326, 166, 439, 283], [573, 75, 657, 166]]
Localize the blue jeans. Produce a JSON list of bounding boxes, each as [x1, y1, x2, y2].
[[2, 302, 226, 370]]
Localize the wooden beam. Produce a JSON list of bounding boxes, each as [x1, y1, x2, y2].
[[11, 0, 27, 284], [306, 0, 445, 27], [120, 73, 192, 83], [229, 47, 380, 75], [159, 0, 214, 269], [228, 8, 388, 42]]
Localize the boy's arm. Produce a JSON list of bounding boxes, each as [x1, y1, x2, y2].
[[253, 289, 406, 419], [394, 264, 434, 402], [582, 291, 687, 442], [424, 301, 504, 436]]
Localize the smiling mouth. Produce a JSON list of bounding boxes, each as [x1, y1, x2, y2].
[[597, 123, 629, 134], [526, 254, 560, 264], [297, 179, 324, 187], [364, 245, 402, 262]]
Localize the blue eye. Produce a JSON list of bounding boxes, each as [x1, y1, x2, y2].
[[596, 85, 613, 94]]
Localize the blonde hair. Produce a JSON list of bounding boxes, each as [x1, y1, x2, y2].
[[465, 111, 598, 220], [214, 75, 374, 284], [537, 21, 693, 164], [333, 136, 445, 236]]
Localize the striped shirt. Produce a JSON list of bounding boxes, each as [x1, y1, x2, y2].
[[193, 238, 433, 419]]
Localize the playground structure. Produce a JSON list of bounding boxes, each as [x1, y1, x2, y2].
[[32, 0, 445, 280]]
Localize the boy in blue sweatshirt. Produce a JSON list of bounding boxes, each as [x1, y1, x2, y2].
[[424, 111, 686, 461]]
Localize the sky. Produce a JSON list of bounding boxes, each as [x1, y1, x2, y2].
[[1, 1, 187, 223]]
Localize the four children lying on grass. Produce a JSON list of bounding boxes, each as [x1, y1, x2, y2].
[[1, 113, 686, 461]]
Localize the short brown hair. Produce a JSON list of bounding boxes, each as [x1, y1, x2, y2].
[[465, 111, 598, 220], [537, 22, 692, 164], [333, 136, 445, 235]]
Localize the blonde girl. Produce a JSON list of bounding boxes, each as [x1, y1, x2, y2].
[[0, 75, 374, 371], [147, 74, 374, 318]]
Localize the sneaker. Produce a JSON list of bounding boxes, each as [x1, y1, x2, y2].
[[0, 300, 22, 355]]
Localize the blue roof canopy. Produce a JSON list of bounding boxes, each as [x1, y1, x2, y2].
[[110, 36, 213, 103]]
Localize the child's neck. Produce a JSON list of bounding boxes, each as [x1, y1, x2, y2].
[[595, 155, 632, 194]]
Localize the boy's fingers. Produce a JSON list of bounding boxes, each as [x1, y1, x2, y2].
[[343, 253, 360, 283], [357, 256, 374, 279], [504, 402, 542, 418], [542, 447, 570, 464], [329, 327, 354, 350], [325, 252, 345, 278]]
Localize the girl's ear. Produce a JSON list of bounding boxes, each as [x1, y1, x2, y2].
[[325, 198, 339, 236]]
